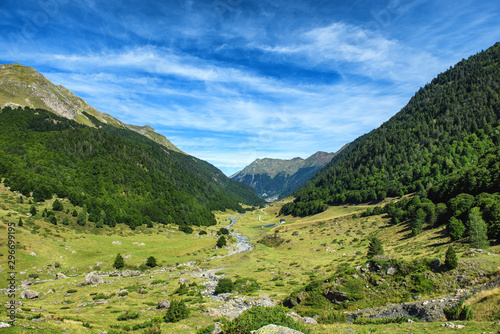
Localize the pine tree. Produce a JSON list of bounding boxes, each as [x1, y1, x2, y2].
[[146, 256, 157, 268], [18, 217, 23, 227], [30, 205, 37, 216], [77, 205, 87, 226], [52, 199, 63, 211], [113, 253, 125, 269], [367, 237, 384, 258], [468, 207, 489, 249], [217, 235, 227, 248], [445, 246, 458, 270]]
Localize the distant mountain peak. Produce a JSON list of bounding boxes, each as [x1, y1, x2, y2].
[[231, 151, 338, 201], [0, 63, 184, 153]]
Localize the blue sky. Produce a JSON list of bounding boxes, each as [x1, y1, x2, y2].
[[1, 0, 499, 175]]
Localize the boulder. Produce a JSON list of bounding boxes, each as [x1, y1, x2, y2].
[[0, 322, 11, 328], [179, 278, 191, 284], [387, 267, 397, 276], [130, 270, 141, 277], [84, 272, 104, 285], [55, 273, 67, 280], [323, 290, 350, 303], [20, 290, 40, 299], [157, 300, 170, 309], [252, 324, 305, 334]]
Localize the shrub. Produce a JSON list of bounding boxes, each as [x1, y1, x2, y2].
[[215, 278, 234, 295], [199, 230, 207, 235], [222, 306, 310, 334], [52, 199, 64, 211], [219, 227, 230, 235], [367, 237, 384, 258], [217, 236, 227, 248], [444, 300, 473, 320], [234, 278, 260, 294], [30, 205, 37, 216], [117, 311, 139, 321], [445, 246, 458, 270], [146, 256, 157, 268], [113, 253, 124, 269], [164, 300, 190, 323]]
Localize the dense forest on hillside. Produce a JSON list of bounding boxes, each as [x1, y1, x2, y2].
[[281, 43, 500, 218], [0, 107, 264, 229]]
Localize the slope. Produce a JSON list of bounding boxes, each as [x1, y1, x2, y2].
[[231, 151, 337, 201], [281, 42, 500, 217], [0, 106, 264, 229], [0, 63, 183, 153]]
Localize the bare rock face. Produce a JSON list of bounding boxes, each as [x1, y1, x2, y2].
[[55, 273, 67, 280], [252, 324, 305, 334], [84, 272, 104, 285], [20, 290, 40, 299]]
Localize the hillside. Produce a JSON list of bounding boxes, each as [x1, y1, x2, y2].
[[231, 151, 337, 201], [282, 42, 500, 217], [0, 106, 264, 229], [0, 63, 183, 153]]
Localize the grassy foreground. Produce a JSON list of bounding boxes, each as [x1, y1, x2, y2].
[[1, 185, 499, 333]]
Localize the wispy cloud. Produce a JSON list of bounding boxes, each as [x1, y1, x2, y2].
[[1, 0, 499, 174]]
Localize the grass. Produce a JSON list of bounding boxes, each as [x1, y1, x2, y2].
[[0, 183, 499, 333]]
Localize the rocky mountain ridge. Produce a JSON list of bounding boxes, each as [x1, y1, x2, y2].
[[0, 63, 183, 153], [231, 151, 338, 201]]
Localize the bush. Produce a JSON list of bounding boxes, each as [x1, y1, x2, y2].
[[219, 227, 230, 235], [215, 278, 234, 294], [146, 256, 157, 268], [222, 306, 310, 334], [367, 237, 384, 258], [117, 311, 139, 321], [164, 300, 190, 323], [444, 300, 473, 320], [217, 235, 227, 248], [445, 246, 458, 270], [52, 199, 64, 211], [234, 278, 260, 294], [114, 253, 124, 269]]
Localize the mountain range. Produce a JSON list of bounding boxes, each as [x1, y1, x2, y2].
[[231, 151, 339, 201], [0, 64, 264, 229]]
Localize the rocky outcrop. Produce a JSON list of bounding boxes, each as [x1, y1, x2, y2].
[[347, 296, 460, 323], [20, 290, 40, 299], [82, 272, 104, 285], [157, 300, 170, 309], [251, 324, 305, 334]]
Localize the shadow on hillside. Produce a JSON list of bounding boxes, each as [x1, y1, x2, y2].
[[395, 222, 414, 240], [425, 227, 450, 248]]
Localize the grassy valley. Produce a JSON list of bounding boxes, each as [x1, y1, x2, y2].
[[1, 183, 499, 333]]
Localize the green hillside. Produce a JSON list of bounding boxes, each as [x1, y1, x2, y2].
[[282, 42, 500, 217], [0, 63, 184, 153], [0, 106, 264, 229]]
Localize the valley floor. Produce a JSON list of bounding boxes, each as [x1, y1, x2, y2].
[[1, 189, 499, 333]]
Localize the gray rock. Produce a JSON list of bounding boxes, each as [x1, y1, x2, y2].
[[157, 300, 170, 309], [55, 273, 67, 280], [20, 290, 40, 299], [130, 270, 141, 277], [84, 272, 104, 285], [0, 322, 11, 328], [430, 259, 441, 268], [252, 324, 305, 334], [179, 278, 191, 284], [323, 290, 350, 303], [212, 322, 223, 334], [387, 267, 397, 276]]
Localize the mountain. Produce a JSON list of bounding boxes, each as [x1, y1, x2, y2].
[[0, 63, 183, 153], [0, 64, 266, 229], [281, 42, 500, 217], [231, 151, 338, 201]]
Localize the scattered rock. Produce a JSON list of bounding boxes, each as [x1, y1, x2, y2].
[[20, 290, 40, 299], [212, 322, 223, 334], [430, 259, 441, 268], [30, 252, 37, 256], [323, 290, 350, 304], [123, 254, 132, 259], [387, 267, 397, 276], [179, 278, 191, 284], [112, 241, 121, 245], [137, 242, 145, 246], [84, 272, 104, 285], [157, 300, 170, 309], [130, 270, 141, 277], [55, 273, 67, 280], [252, 324, 305, 334], [31, 318, 45, 323], [0, 322, 11, 328]]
